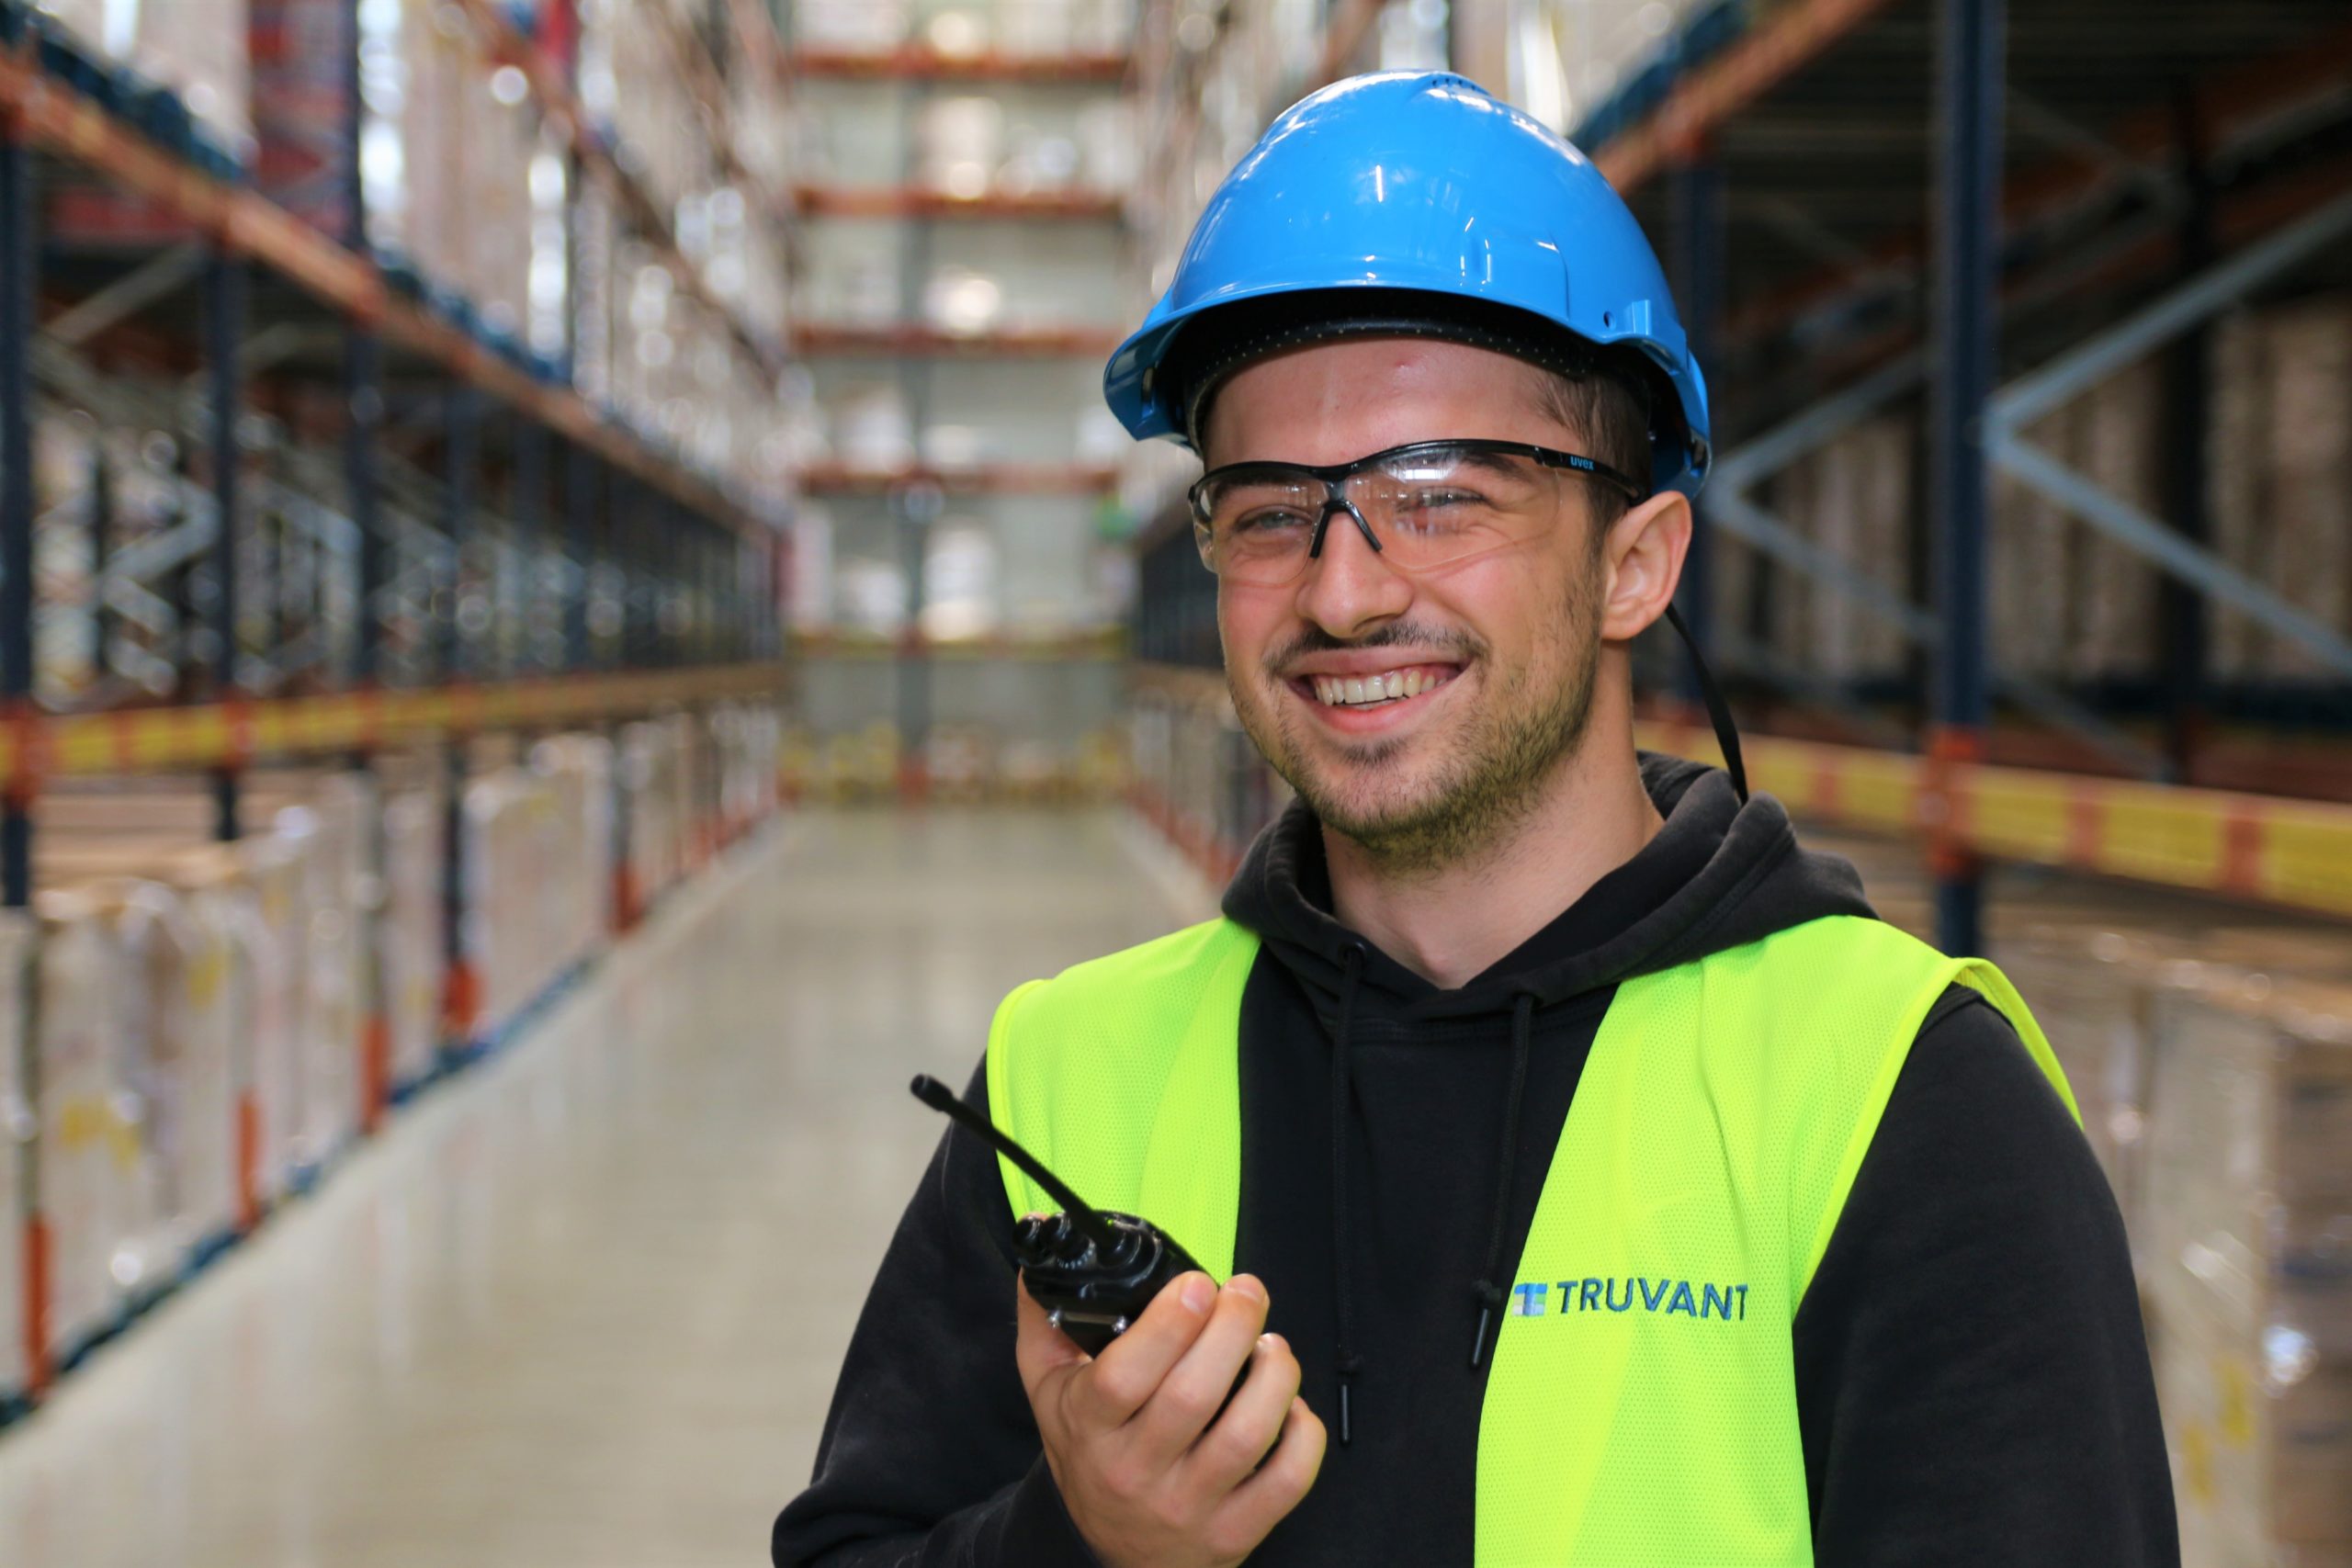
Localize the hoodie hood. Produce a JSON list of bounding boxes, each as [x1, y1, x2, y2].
[[1224, 751, 1877, 1030]]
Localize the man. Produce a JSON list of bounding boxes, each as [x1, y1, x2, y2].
[[777, 73, 2175, 1567]]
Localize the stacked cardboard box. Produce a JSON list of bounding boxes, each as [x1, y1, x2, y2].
[[1767, 414, 1911, 682], [2211, 299, 2352, 682]]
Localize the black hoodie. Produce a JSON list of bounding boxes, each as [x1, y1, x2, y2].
[[775, 759, 2177, 1566]]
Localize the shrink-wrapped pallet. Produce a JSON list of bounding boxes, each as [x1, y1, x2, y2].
[[464, 762, 595, 1035], [107, 875, 233, 1288], [511, 736, 611, 981], [621, 716, 690, 900], [269, 772, 371, 1174], [172, 840, 292, 1224], [33, 886, 133, 1364], [381, 789, 447, 1093], [2143, 972, 2352, 1565], [236, 828, 307, 1205], [0, 912, 31, 1404]]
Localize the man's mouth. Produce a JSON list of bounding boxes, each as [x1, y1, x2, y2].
[[1291, 663, 1462, 710]]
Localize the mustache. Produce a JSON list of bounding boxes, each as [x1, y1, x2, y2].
[[1263, 622, 1483, 675]]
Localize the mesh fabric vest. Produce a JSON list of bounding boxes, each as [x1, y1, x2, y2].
[[986, 913, 2073, 1566]]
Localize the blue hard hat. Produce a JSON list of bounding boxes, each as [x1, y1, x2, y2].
[[1104, 72, 1712, 499]]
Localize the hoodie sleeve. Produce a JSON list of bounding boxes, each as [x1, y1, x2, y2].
[[1793, 987, 2178, 1567], [772, 1059, 1102, 1568]]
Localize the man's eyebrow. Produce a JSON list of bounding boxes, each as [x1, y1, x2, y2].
[[1436, 447, 1533, 479]]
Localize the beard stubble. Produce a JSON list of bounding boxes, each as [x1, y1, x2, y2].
[[1228, 567, 1605, 875]]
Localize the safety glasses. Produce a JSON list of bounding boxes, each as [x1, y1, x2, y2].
[[1188, 438, 1648, 587]]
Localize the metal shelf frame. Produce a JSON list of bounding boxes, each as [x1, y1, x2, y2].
[[1544, 0, 2352, 951], [0, 3, 792, 1285]]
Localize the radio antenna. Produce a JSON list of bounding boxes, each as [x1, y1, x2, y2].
[[910, 1076, 1121, 1253]]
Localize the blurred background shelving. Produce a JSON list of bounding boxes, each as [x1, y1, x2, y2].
[[0, 3, 2349, 1563]]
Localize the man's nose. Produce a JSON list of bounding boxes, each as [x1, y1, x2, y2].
[[1295, 502, 1411, 638]]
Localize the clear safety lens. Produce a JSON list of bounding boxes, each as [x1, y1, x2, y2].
[[1193, 443, 1558, 585]]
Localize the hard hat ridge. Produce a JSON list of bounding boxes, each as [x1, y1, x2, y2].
[[1105, 70, 1713, 498]]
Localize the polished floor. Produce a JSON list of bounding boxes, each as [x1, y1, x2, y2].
[[0, 809, 1214, 1568]]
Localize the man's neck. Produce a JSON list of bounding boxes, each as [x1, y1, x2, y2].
[[1324, 728, 1664, 990]]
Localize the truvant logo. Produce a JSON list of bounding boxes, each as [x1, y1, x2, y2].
[[1508, 1278, 1749, 1321]]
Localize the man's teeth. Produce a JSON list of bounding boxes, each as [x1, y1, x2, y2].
[[1309, 668, 1453, 707]]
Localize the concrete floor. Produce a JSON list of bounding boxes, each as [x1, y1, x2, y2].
[[0, 808, 1213, 1568]]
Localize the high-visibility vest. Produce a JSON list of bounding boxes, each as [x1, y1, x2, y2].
[[986, 914, 2073, 1566]]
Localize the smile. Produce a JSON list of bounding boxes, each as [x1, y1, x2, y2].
[[1295, 663, 1461, 710]]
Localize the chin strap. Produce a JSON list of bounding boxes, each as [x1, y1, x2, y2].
[[1662, 603, 1747, 804]]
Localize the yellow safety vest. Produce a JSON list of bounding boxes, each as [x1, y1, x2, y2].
[[986, 914, 2072, 1566]]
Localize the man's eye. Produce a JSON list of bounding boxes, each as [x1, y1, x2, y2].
[[1396, 488, 1490, 517], [1228, 509, 1314, 536]]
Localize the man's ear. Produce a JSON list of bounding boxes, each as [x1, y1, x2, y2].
[[1598, 491, 1693, 644]]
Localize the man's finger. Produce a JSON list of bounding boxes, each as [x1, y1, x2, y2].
[[1014, 1274, 1089, 1403], [1180, 1330, 1303, 1494], [1063, 1269, 1219, 1429], [1211, 1398, 1329, 1551], [1126, 1274, 1272, 1462]]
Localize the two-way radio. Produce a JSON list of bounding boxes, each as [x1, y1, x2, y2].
[[910, 1074, 1209, 1357]]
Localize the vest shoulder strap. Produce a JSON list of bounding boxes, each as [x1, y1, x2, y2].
[[985, 917, 1261, 1279]]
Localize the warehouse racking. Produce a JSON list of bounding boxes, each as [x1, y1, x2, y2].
[[0, 0, 790, 1421], [780, 1, 1137, 799]]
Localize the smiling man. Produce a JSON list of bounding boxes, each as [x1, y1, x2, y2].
[[776, 73, 2176, 1568]]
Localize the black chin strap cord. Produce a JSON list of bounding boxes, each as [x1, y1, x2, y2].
[[1663, 602, 1747, 804], [1469, 992, 1537, 1370], [1330, 943, 1367, 1447]]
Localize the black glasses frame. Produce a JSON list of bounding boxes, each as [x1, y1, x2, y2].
[[1188, 438, 1651, 565]]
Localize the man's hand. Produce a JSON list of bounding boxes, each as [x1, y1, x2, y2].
[[1016, 1269, 1327, 1568]]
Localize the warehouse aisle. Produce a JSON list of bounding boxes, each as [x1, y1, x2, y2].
[[0, 809, 1212, 1568]]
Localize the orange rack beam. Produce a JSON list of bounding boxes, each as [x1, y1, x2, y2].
[[793, 185, 1125, 221], [1591, 0, 1895, 195], [790, 46, 1129, 84], [0, 49, 772, 539], [791, 323, 1124, 357], [1633, 718, 2352, 922], [0, 665, 786, 790], [799, 461, 1117, 496]]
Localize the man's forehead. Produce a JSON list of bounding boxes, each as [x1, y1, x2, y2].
[[1199, 337, 1574, 468]]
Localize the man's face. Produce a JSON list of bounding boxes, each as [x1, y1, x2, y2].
[[1202, 337, 1611, 868]]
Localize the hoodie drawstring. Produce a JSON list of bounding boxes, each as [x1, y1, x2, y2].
[[1329, 943, 1366, 1447], [1469, 992, 1537, 1370]]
